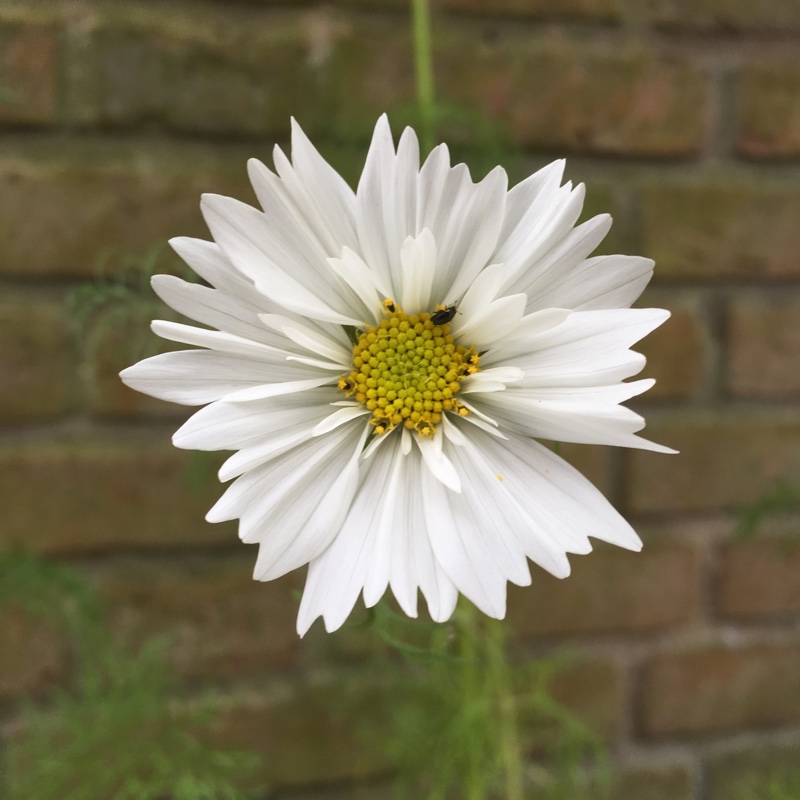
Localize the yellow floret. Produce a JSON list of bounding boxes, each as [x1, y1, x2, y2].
[[337, 303, 478, 438]]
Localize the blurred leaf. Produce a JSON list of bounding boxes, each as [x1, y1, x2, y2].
[[736, 477, 800, 540]]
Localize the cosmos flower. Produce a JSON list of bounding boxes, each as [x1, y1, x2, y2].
[[121, 115, 674, 635]]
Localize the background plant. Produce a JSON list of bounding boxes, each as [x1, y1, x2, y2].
[[0, 548, 262, 800], [362, 603, 610, 800]]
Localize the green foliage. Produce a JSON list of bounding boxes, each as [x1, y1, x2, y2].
[[736, 476, 800, 540], [734, 767, 800, 800], [362, 602, 609, 800], [0, 548, 262, 800], [0, 546, 99, 630]]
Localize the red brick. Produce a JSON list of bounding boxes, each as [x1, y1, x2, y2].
[[443, 48, 708, 157], [547, 658, 622, 741], [652, 0, 800, 32], [0, 22, 58, 125], [0, 605, 65, 700], [642, 184, 800, 281], [0, 296, 77, 421], [636, 289, 709, 402], [613, 764, 693, 800], [92, 555, 300, 679], [87, 5, 330, 136], [717, 524, 800, 619], [518, 658, 623, 747], [0, 438, 234, 554], [640, 641, 800, 737], [706, 745, 800, 800], [0, 141, 252, 277], [728, 293, 800, 399], [627, 415, 800, 515], [331, 29, 709, 157], [737, 63, 800, 159], [208, 657, 620, 789], [442, 0, 621, 20], [209, 682, 393, 787], [508, 540, 699, 638]]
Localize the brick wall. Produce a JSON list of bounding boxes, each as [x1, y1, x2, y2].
[[1, 1, 799, 798]]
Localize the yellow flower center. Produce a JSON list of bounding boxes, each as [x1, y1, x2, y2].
[[338, 301, 480, 437]]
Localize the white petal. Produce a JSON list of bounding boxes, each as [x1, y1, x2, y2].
[[250, 120, 359, 262], [452, 425, 643, 554], [421, 473, 523, 620], [453, 293, 527, 348], [150, 320, 285, 360], [287, 118, 360, 252], [458, 412, 508, 439], [150, 275, 280, 347], [355, 114, 408, 299], [511, 213, 612, 305], [499, 160, 565, 239], [485, 308, 670, 387], [173, 388, 340, 450], [442, 413, 468, 446], [311, 405, 370, 436], [297, 436, 458, 635], [361, 428, 397, 461], [221, 376, 334, 403], [400, 228, 436, 314], [207, 416, 364, 524], [481, 308, 572, 363], [297, 446, 390, 635], [531, 254, 655, 312], [416, 429, 461, 493], [120, 350, 307, 406], [475, 380, 676, 452], [457, 399, 500, 427], [432, 167, 508, 303], [259, 314, 351, 366], [217, 406, 351, 482], [201, 193, 361, 325], [327, 247, 386, 322], [420, 422, 647, 619], [495, 180, 585, 292], [362, 440, 410, 609], [460, 366, 524, 394], [455, 263, 505, 321], [169, 237, 268, 303], [415, 143, 450, 233], [248, 423, 368, 580]]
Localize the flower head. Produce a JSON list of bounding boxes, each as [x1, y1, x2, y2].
[[121, 115, 674, 635]]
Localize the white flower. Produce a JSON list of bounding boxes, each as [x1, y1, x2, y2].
[[121, 115, 674, 635]]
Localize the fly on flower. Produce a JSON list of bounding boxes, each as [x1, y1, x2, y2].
[[121, 115, 675, 636]]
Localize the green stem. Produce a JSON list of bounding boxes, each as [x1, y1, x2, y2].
[[459, 602, 486, 800], [411, 0, 436, 154], [488, 619, 525, 800]]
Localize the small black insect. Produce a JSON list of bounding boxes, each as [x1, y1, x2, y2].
[[431, 305, 457, 325]]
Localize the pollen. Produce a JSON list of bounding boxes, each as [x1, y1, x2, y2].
[[339, 302, 479, 437]]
